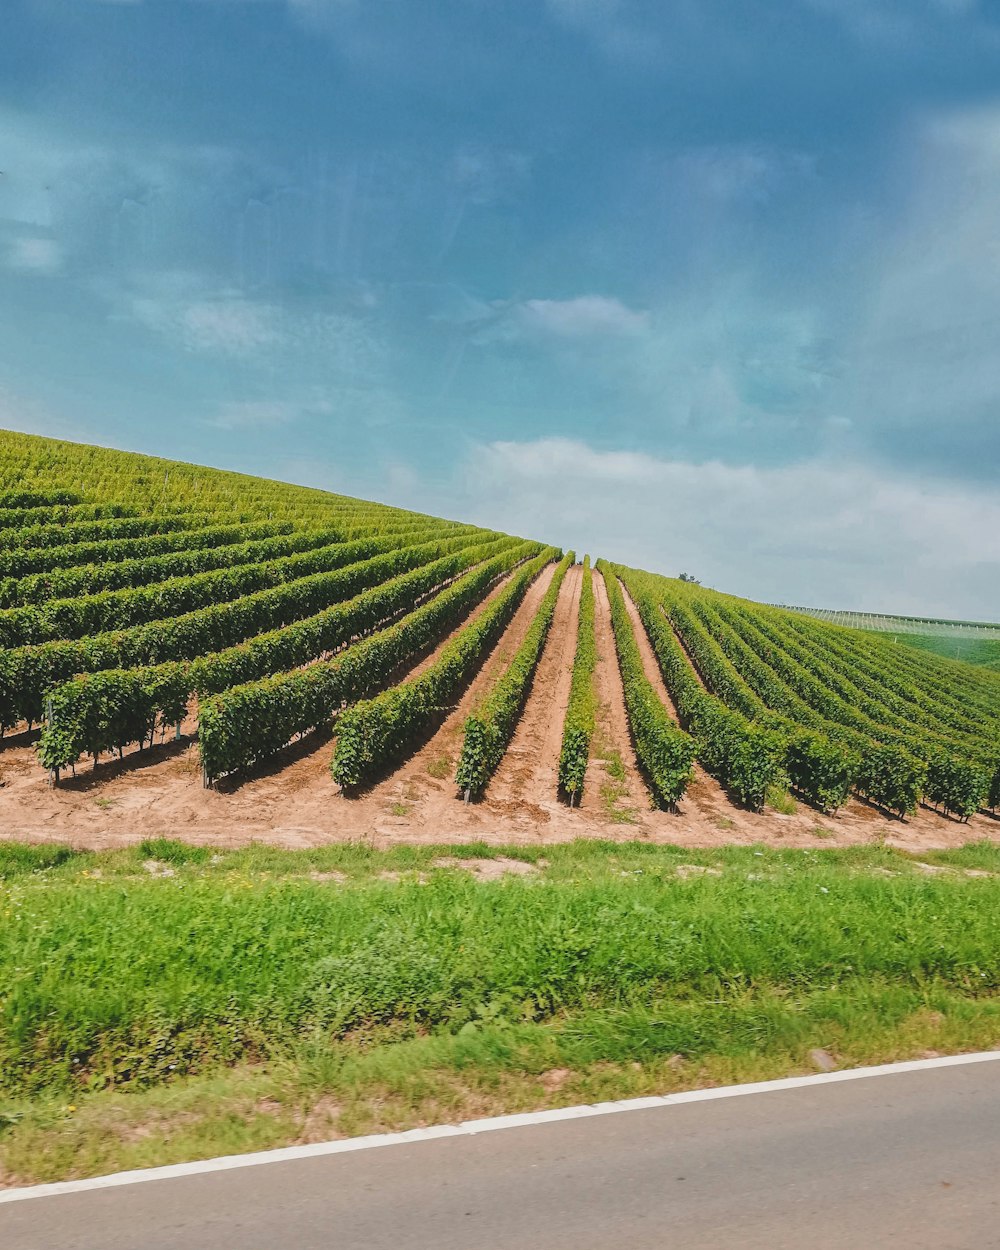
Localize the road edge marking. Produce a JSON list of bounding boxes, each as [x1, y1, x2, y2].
[[3, 1049, 999, 1204]]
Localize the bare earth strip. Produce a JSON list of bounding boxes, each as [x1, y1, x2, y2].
[[0, 560, 998, 850], [578, 569, 650, 825], [484, 562, 583, 830]]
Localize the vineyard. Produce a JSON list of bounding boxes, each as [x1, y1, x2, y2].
[[774, 603, 1000, 640], [1, 428, 999, 848]]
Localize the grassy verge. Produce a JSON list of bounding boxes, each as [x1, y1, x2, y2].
[[2, 838, 1000, 1183]]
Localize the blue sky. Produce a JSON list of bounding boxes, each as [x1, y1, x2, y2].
[[2, 0, 1000, 616]]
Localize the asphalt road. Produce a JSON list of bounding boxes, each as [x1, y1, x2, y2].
[[3, 1061, 1000, 1249]]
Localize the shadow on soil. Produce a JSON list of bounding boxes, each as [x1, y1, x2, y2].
[[54, 734, 197, 790]]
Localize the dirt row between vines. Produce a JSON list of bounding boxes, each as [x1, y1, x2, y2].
[[578, 570, 650, 823], [484, 562, 583, 827], [0, 560, 996, 851]]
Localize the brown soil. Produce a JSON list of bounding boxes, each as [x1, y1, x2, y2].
[[431, 856, 541, 879], [485, 563, 583, 829], [579, 570, 649, 823], [1, 562, 997, 854]]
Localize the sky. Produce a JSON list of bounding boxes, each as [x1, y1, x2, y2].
[[1, 0, 1000, 617]]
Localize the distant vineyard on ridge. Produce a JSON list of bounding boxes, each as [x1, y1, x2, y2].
[[771, 603, 1000, 640]]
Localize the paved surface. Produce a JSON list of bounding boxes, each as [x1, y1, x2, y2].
[[3, 1062, 1000, 1249]]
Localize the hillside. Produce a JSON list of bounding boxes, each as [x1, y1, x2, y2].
[[0, 428, 998, 848]]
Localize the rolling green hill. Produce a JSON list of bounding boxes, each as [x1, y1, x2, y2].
[[1, 427, 997, 821]]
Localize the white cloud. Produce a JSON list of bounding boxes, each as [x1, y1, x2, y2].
[[209, 389, 345, 431], [428, 437, 1000, 619], [130, 293, 283, 354], [6, 236, 62, 274], [121, 272, 284, 355], [177, 298, 282, 354], [462, 292, 652, 350], [514, 295, 650, 339], [522, 295, 649, 337], [481, 438, 661, 483]]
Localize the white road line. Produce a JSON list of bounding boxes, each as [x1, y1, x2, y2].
[[2, 1049, 998, 1205]]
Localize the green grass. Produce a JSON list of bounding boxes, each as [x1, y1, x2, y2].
[[604, 750, 627, 782], [765, 784, 798, 815], [600, 782, 639, 823], [898, 634, 1000, 668], [595, 746, 639, 823], [2, 839, 1000, 1184], [5, 982, 1000, 1185]]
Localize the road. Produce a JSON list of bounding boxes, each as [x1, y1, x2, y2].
[[3, 1058, 999, 1249]]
